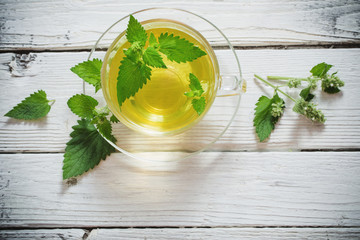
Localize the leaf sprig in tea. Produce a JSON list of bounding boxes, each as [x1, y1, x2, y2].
[[185, 73, 206, 115], [253, 62, 344, 142], [117, 15, 207, 114]]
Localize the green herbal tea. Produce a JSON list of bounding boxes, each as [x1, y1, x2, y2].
[[102, 19, 219, 135]]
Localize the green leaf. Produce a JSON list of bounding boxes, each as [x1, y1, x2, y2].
[[192, 96, 206, 115], [185, 73, 204, 97], [149, 32, 158, 48], [253, 93, 284, 142], [97, 118, 116, 142], [110, 114, 120, 123], [70, 59, 102, 92], [143, 46, 167, 68], [63, 119, 116, 179], [158, 33, 206, 63], [322, 85, 341, 94], [310, 62, 332, 78], [126, 15, 147, 46], [124, 41, 143, 63], [5, 90, 52, 120], [300, 86, 315, 101], [117, 56, 151, 107], [67, 94, 98, 119]]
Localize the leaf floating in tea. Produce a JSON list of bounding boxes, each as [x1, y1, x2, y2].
[[126, 15, 148, 46], [192, 96, 206, 116], [143, 46, 167, 68], [116, 15, 207, 111], [149, 32, 158, 48], [185, 73, 205, 97], [158, 32, 206, 63], [117, 56, 151, 107], [185, 73, 206, 115]]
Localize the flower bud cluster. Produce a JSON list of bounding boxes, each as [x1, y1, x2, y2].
[[293, 98, 326, 123], [287, 78, 302, 88], [271, 101, 285, 117], [321, 74, 345, 90]]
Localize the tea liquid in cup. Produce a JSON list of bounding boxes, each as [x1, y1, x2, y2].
[[101, 19, 219, 136]]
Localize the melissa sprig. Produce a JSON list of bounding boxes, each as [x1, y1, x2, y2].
[[185, 73, 206, 115], [253, 62, 343, 142], [117, 15, 207, 110]]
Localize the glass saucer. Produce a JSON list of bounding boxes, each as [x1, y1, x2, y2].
[[85, 8, 244, 161]]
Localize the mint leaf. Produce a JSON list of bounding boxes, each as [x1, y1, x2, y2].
[[143, 46, 166, 68], [67, 94, 98, 119], [110, 114, 120, 123], [300, 86, 315, 101], [71, 59, 102, 92], [117, 56, 151, 107], [5, 90, 52, 120], [126, 15, 147, 46], [253, 93, 284, 142], [185, 73, 204, 97], [124, 41, 143, 63], [322, 85, 341, 94], [310, 62, 332, 78], [149, 32, 158, 47], [63, 119, 116, 179], [192, 96, 206, 115], [97, 118, 116, 142], [184, 73, 207, 115], [158, 33, 206, 63]]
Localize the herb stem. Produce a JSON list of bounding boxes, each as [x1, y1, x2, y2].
[[94, 106, 110, 115], [254, 74, 296, 102], [267, 76, 309, 81], [48, 99, 56, 106]]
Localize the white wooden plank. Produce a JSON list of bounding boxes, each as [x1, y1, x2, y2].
[[1, 228, 359, 240], [0, 229, 85, 240], [0, 152, 359, 227], [0, 49, 359, 152], [0, 0, 359, 50], [86, 228, 360, 240]]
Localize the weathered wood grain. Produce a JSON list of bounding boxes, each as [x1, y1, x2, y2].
[[0, 152, 359, 228], [0, 0, 359, 51], [1, 228, 359, 240], [86, 228, 360, 240], [0, 229, 86, 240], [1, 49, 359, 152]]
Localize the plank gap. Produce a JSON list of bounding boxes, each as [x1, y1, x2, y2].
[[1, 42, 360, 54], [1, 148, 360, 154], [301, 148, 360, 152], [1, 226, 360, 230]]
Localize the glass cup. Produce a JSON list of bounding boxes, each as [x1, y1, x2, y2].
[[86, 8, 245, 161]]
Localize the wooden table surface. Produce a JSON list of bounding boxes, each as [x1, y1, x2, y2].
[[1, 1, 360, 239]]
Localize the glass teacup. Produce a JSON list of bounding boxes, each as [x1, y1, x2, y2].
[[86, 8, 245, 161]]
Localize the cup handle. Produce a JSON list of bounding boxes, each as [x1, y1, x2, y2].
[[216, 75, 247, 97]]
